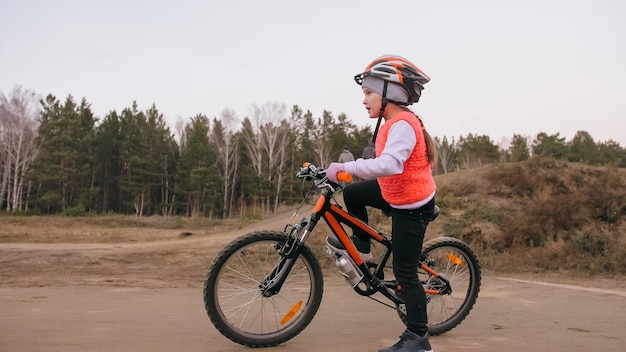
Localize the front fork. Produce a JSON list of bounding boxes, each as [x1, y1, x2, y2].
[[260, 216, 318, 297], [259, 253, 300, 297]]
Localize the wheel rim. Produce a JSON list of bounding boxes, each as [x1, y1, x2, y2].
[[212, 239, 316, 338]]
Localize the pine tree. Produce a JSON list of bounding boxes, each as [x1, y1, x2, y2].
[[569, 130, 598, 164], [509, 134, 531, 162], [532, 132, 568, 159], [177, 114, 216, 217], [118, 103, 149, 215], [457, 134, 500, 169], [596, 140, 625, 167], [29, 95, 96, 213], [143, 104, 178, 215], [94, 111, 122, 213]]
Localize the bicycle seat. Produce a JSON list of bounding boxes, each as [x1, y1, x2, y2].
[[431, 205, 440, 221]]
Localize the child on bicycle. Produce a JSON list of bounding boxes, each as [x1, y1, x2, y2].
[[325, 55, 438, 352]]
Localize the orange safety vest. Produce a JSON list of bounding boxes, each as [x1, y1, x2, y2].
[[375, 112, 436, 205]]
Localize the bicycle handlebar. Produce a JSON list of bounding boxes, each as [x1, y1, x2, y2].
[[298, 162, 353, 184], [337, 171, 353, 183]]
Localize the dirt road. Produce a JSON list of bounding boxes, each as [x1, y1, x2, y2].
[[1, 212, 625, 351], [2, 275, 625, 351]]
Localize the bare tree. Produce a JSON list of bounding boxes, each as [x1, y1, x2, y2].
[[0, 86, 40, 211], [243, 101, 291, 213], [212, 109, 240, 218], [312, 111, 334, 167], [435, 135, 456, 174], [174, 115, 187, 149]]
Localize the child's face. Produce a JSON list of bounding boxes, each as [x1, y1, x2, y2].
[[362, 87, 382, 119]]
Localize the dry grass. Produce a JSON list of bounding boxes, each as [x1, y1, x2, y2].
[[0, 215, 254, 243]]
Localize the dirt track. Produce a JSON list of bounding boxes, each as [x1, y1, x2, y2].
[[2, 276, 626, 352], [1, 213, 625, 351]]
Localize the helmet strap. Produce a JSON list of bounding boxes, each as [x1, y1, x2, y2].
[[371, 81, 389, 142]]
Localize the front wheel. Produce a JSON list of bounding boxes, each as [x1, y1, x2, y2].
[[203, 231, 324, 347], [421, 236, 481, 335]]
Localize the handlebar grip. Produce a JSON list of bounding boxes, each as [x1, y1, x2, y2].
[[337, 171, 353, 183]]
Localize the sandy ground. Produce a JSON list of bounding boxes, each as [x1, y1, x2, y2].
[[1, 213, 625, 352]]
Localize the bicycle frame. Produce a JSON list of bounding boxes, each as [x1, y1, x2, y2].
[[276, 181, 451, 306]]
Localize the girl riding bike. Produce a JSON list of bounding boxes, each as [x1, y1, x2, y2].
[[325, 54, 438, 352]]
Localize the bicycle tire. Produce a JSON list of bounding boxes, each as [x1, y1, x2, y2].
[[204, 231, 324, 347], [421, 236, 481, 335]]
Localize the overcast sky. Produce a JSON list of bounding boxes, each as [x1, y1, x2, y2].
[[2, 0, 625, 146]]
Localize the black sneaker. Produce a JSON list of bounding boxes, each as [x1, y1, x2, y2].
[[378, 329, 433, 352], [325, 235, 373, 261]]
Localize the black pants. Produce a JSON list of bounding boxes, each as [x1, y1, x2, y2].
[[343, 179, 435, 335]]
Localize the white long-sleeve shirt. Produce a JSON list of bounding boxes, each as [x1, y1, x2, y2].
[[343, 120, 435, 209], [343, 120, 415, 180]]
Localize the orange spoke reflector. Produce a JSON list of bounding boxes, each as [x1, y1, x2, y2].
[[280, 300, 303, 325], [446, 253, 465, 266]]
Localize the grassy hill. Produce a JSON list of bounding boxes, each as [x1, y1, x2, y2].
[[429, 157, 626, 275]]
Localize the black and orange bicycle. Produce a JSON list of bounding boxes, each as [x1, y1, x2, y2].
[[204, 163, 481, 347]]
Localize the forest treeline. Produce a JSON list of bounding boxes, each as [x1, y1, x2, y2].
[[1, 86, 625, 217]]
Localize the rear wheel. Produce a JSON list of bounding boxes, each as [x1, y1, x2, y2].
[[421, 237, 481, 335], [204, 231, 324, 347]]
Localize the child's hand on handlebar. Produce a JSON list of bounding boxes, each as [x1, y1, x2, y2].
[[325, 163, 345, 183]]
